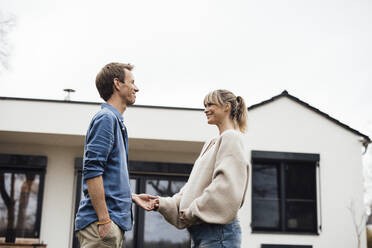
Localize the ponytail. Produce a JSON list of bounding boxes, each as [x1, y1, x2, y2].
[[235, 96, 248, 133]]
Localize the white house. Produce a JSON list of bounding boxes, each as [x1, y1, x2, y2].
[[0, 90, 369, 248]]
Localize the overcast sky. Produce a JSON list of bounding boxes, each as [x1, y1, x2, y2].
[[1, 0, 372, 205]]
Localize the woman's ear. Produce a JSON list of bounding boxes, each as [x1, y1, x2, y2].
[[225, 102, 231, 112]]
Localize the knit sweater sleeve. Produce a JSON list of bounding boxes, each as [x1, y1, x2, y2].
[[157, 185, 187, 229], [184, 131, 249, 224], [157, 140, 212, 229]]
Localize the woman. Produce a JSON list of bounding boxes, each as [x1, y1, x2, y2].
[[155, 89, 249, 248]]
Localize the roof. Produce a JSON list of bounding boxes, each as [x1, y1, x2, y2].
[[0, 96, 204, 111], [1, 91, 370, 145], [248, 90, 371, 145]]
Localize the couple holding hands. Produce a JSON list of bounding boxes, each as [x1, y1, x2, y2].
[[75, 62, 249, 248]]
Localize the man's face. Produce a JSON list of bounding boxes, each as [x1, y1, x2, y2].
[[119, 68, 139, 105]]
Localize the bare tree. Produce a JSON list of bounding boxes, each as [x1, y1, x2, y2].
[[148, 180, 183, 197], [0, 172, 16, 242], [16, 173, 36, 237], [0, 11, 15, 72], [348, 200, 368, 248]]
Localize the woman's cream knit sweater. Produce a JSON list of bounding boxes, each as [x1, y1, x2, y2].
[[158, 129, 249, 229]]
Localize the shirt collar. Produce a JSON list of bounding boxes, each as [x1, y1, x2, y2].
[[101, 103, 124, 122]]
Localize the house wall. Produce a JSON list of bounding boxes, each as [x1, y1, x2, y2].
[[0, 97, 367, 248], [0, 98, 216, 142], [242, 97, 366, 248]]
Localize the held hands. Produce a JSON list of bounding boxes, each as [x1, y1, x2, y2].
[[99, 194, 159, 238], [132, 194, 191, 226], [132, 193, 159, 211]]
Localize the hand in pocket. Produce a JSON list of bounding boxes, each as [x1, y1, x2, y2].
[[98, 222, 112, 239]]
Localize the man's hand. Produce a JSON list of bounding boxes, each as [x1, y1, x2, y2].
[[132, 194, 158, 211], [98, 221, 111, 239], [86, 176, 112, 238]]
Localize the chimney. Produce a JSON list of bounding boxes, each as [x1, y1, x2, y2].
[[63, 89, 75, 101]]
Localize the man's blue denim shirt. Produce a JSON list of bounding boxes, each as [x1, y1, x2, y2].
[[75, 103, 132, 232]]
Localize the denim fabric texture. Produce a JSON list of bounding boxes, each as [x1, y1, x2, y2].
[[75, 103, 133, 232], [187, 219, 242, 248]]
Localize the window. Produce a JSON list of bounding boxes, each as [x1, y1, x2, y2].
[[0, 154, 47, 243], [73, 160, 192, 248], [251, 151, 319, 234], [137, 176, 190, 248]]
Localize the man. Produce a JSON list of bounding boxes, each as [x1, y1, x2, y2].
[[75, 63, 155, 248]]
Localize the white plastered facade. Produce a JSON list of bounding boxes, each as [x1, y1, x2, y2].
[[0, 96, 368, 248]]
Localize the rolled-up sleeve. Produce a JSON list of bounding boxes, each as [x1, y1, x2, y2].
[[83, 113, 115, 180]]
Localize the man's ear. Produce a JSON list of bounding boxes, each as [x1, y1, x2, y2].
[[113, 78, 121, 91]]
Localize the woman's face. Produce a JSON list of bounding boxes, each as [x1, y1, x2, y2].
[[204, 102, 229, 125]]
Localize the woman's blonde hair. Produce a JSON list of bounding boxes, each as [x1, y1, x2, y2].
[[203, 89, 248, 132]]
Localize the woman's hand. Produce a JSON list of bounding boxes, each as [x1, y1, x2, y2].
[[179, 210, 192, 227], [132, 193, 158, 211], [153, 198, 159, 210]]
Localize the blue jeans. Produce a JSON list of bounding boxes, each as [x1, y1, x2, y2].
[[187, 219, 242, 248]]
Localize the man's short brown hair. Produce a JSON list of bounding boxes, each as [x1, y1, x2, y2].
[[95, 62, 134, 101]]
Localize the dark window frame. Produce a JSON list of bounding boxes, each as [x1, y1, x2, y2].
[[72, 158, 83, 248], [251, 150, 320, 235], [131, 173, 190, 248], [0, 154, 47, 242]]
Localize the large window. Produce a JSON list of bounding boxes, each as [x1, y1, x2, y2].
[[73, 160, 192, 248], [251, 151, 319, 234], [137, 177, 190, 248], [0, 154, 47, 243]]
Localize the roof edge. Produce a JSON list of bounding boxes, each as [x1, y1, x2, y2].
[[248, 90, 371, 144], [1, 93, 370, 144], [0, 96, 204, 111]]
